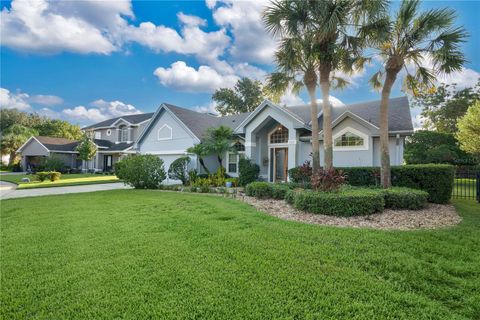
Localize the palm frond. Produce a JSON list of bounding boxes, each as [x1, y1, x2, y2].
[[369, 70, 384, 90], [331, 76, 350, 90]]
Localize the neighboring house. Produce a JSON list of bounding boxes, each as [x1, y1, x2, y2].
[[17, 97, 413, 182], [82, 113, 153, 171], [17, 136, 81, 171], [135, 96, 413, 182]]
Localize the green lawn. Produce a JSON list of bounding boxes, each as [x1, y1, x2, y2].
[[1, 191, 479, 319], [0, 173, 119, 189]]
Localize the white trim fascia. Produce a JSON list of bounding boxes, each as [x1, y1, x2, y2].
[[17, 136, 51, 153], [288, 140, 298, 145], [136, 119, 151, 126], [157, 124, 173, 141], [146, 150, 188, 155], [234, 100, 305, 134], [308, 110, 324, 125], [332, 111, 380, 130], [111, 118, 133, 127], [332, 126, 369, 151], [245, 142, 256, 147], [49, 150, 79, 154]]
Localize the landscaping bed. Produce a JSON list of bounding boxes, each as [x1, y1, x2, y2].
[[242, 196, 462, 230], [0, 173, 119, 189]]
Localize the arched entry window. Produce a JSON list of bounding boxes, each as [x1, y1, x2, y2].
[[269, 125, 288, 144]]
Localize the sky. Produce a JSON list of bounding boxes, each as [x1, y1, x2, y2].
[[1, 0, 479, 127]]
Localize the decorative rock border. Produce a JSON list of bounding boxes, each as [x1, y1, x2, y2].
[[241, 196, 462, 231]]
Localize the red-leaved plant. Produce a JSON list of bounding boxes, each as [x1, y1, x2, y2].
[[311, 168, 346, 192]]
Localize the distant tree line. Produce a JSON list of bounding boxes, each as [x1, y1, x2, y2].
[[0, 109, 82, 166]]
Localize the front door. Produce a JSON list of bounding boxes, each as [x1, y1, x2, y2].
[[104, 155, 113, 172], [272, 147, 288, 182]]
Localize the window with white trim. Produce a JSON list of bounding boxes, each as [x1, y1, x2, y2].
[[106, 129, 112, 136], [333, 131, 365, 148], [227, 141, 245, 173], [94, 131, 101, 139], [270, 125, 288, 144], [119, 125, 128, 142]]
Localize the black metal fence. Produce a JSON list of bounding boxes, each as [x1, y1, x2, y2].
[[452, 167, 479, 202]]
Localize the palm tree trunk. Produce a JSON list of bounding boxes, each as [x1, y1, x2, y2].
[[379, 70, 398, 188], [217, 155, 223, 170], [199, 157, 210, 175], [320, 65, 333, 170], [307, 85, 321, 172]]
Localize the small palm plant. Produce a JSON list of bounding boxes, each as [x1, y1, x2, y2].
[[369, 0, 467, 187]]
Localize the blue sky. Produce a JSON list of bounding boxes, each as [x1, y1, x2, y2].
[[1, 0, 479, 126]]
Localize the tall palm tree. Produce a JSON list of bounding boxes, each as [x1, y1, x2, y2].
[[186, 144, 210, 175], [369, 0, 467, 187], [264, 0, 388, 170]]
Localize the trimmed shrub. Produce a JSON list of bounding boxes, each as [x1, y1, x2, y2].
[[340, 165, 454, 204], [36, 172, 50, 182], [49, 171, 61, 182], [168, 157, 190, 185], [44, 155, 65, 172], [292, 188, 385, 216], [391, 164, 454, 204], [238, 158, 260, 186], [288, 161, 312, 186], [285, 189, 298, 204], [115, 154, 166, 189], [271, 183, 291, 199], [245, 182, 272, 199], [382, 187, 428, 210], [340, 167, 380, 186]]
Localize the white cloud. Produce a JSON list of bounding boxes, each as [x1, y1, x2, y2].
[[62, 99, 142, 124], [436, 67, 480, 89], [280, 90, 305, 106], [0, 0, 120, 54], [233, 63, 267, 80], [194, 101, 218, 114], [153, 61, 239, 93], [0, 88, 32, 111], [29, 94, 63, 106], [177, 12, 206, 27], [211, 0, 276, 64]]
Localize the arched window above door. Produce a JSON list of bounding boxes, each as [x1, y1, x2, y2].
[[269, 125, 288, 144]]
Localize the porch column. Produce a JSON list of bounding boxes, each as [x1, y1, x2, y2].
[[287, 129, 298, 171], [245, 130, 257, 163]]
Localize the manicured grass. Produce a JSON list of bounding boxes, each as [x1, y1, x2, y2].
[[1, 191, 479, 319], [0, 173, 119, 189]]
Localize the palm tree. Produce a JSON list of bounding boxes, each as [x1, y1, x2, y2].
[[204, 126, 235, 170], [186, 144, 210, 175], [264, 0, 388, 170], [369, 0, 467, 187]]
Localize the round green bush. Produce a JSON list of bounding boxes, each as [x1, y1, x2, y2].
[[245, 182, 272, 199], [271, 184, 291, 199], [49, 171, 61, 182], [292, 188, 385, 216], [382, 187, 428, 210]]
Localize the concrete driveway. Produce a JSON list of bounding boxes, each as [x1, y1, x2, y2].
[[0, 182, 131, 200]]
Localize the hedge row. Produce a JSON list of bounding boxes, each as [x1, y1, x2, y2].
[[246, 183, 428, 216], [339, 164, 454, 204]]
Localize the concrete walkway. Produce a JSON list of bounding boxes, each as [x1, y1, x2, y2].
[[0, 182, 130, 200], [0, 181, 17, 198]]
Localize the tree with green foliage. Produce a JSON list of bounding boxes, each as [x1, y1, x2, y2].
[[186, 144, 210, 175], [264, 0, 387, 171], [213, 78, 268, 115], [1, 124, 38, 165], [75, 133, 97, 170], [412, 80, 480, 133], [168, 156, 191, 185], [203, 126, 235, 169], [404, 130, 477, 165], [456, 101, 480, 156], [369, 0, 467, 187], [36, 119, 83, 140], [115, 155, 166, 189]]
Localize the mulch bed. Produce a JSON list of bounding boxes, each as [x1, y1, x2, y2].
[[241, 196, 462, 230]]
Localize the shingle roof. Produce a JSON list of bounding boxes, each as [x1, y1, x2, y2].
[[93, 139, 133, 151], [35, 136, 79, 152], [164, 103, 250, 139], [82, 113, 154, 130], [288, 96, 413, 132]]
